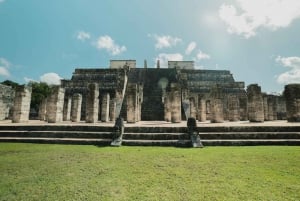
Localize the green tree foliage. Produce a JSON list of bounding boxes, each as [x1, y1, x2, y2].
[[1, 80, 20, 89], [28, 82, 51, 115]]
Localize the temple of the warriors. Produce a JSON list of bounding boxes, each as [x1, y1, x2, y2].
[[1, 59, 300, 124]]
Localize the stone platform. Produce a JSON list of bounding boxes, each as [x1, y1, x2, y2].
[[0, 120, 300, 146]]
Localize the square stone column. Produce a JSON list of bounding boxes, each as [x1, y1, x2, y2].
[[247, 84, 264, 122], [126, 84, 138, 123], [38, 98, 47, 121], [46, 86, 65, 123], [63, 96, 71, 121], [164, 92, 171, 122], [210, 85, 224, 123], [86, 83, 99, 123], [71, 93, 82, 122], [228, 95, 240, 121], [170, 83, 181, 123], [109, 99, 116, 121], [101, 93, 110, 122], [190, 97, 197, 119], [197, 95, 206, 122], [284, 84, 300, 122], [12, 85, 32, 123]]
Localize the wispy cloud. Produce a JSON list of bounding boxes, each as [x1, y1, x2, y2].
[[76, 31, 91, 41], [0, 0, 5, 3], [0, 57, 11, 77], [149, 34, 182, 49], [40, 72, 62, 85], [219, 0, 300, 38], [155, 53, 183, 68], [96, 35, 126, 56], [196, 50, 210, 60], [185, 42, 197, 55], [276, 56, 300, 84]]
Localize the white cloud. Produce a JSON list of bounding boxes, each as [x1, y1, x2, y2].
[[185, 42, 197, 55], [276, 56, 300, 84], [196, 50, 210, 60], [96, 35, 126, 56], [77, 31, 91, 41], [149, 34, 182, 49], [40, 73, 62, 85], [0, 57, 10, 77], [219, 0, 300, 38], [155, 53, 183, 68], [24, 77, 37, 83]]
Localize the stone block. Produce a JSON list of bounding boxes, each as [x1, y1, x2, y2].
[[12, 85, 32, 123]]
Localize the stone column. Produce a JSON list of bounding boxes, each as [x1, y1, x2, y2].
[[239, 96, 248, 121], [170, 83, 181, 123], [263, 94, 269, 121], [63, 96, 71, 121], [247, 84, 264, 122], [210, 85, 224, 123], [284, 84, 300, 122], [38, 98, 47, 121], [228, 95, 240, 121], [267, 95, 276, 121], [12, 85, 32, 123], [164, 92, 171, 122], [109, 99, 116, 121], [46, 86, 65, 123], [190, 97, 197, 119], [197, 95, 206, 122], [101, 93, 110, 122], [71, 93, 82, 122], [86, 83, 99, 123], [126, 84, 138, 123]]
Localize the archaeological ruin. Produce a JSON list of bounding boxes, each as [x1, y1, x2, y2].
[[1, 60, 299, 124]]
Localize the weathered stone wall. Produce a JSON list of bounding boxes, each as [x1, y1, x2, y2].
[[284, 84, 300, 122], [12, 85, 32, 123], [247, 84, 264, 122], [0, 84, 14, 120]]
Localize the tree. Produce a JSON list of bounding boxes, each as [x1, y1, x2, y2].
[[1, 80, 20, 89]]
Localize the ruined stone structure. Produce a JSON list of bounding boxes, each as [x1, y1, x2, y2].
[[0, 60, 291, 124], [59, 60, 248, 123], [0, 84, 14, 120]]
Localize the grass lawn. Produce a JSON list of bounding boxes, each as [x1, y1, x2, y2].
[[0, 143, 299, 201]]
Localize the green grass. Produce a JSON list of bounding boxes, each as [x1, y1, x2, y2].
[[0, 144, 299, 201]]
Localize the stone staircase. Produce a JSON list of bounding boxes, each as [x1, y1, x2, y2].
[[0, 124, 300, 146]]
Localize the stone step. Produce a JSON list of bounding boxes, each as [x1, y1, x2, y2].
[[0, 125, 113, 132], [123, 133, 189, 140], [199, 132, 300, 139], [0, 137, 111, 145], [202, 139, 300, 146], [0, 131, 112, 139], [122, 139, 191, 147]]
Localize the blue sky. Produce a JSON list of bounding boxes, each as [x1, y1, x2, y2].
[[0, 0, 300, 93]]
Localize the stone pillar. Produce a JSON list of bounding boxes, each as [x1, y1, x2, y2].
[[190, 97, 197, 119], [263, 94, 269, 121], [197, 95, 206, 122], [86, 83, 99, 123], [239, 96, 248, 121], [46, 86, 65, 123], [228, 95, 240, 121], [170, 83, 181, 123], [71, 93, 82, 122], [210, 85, 224, 123], [63, 96, 71, 121], [136, 84, 143, 122], [38, 98, 47, 121], [284, 84, 300, 122], [247, 84, 264, 122], [109, 99, 116, 121], [101, 93, 110, 122], [12, 85, 32, 123], [127, 84, 138, 123], [164, 92, 171, 122], [267, 95, 276, 121]]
